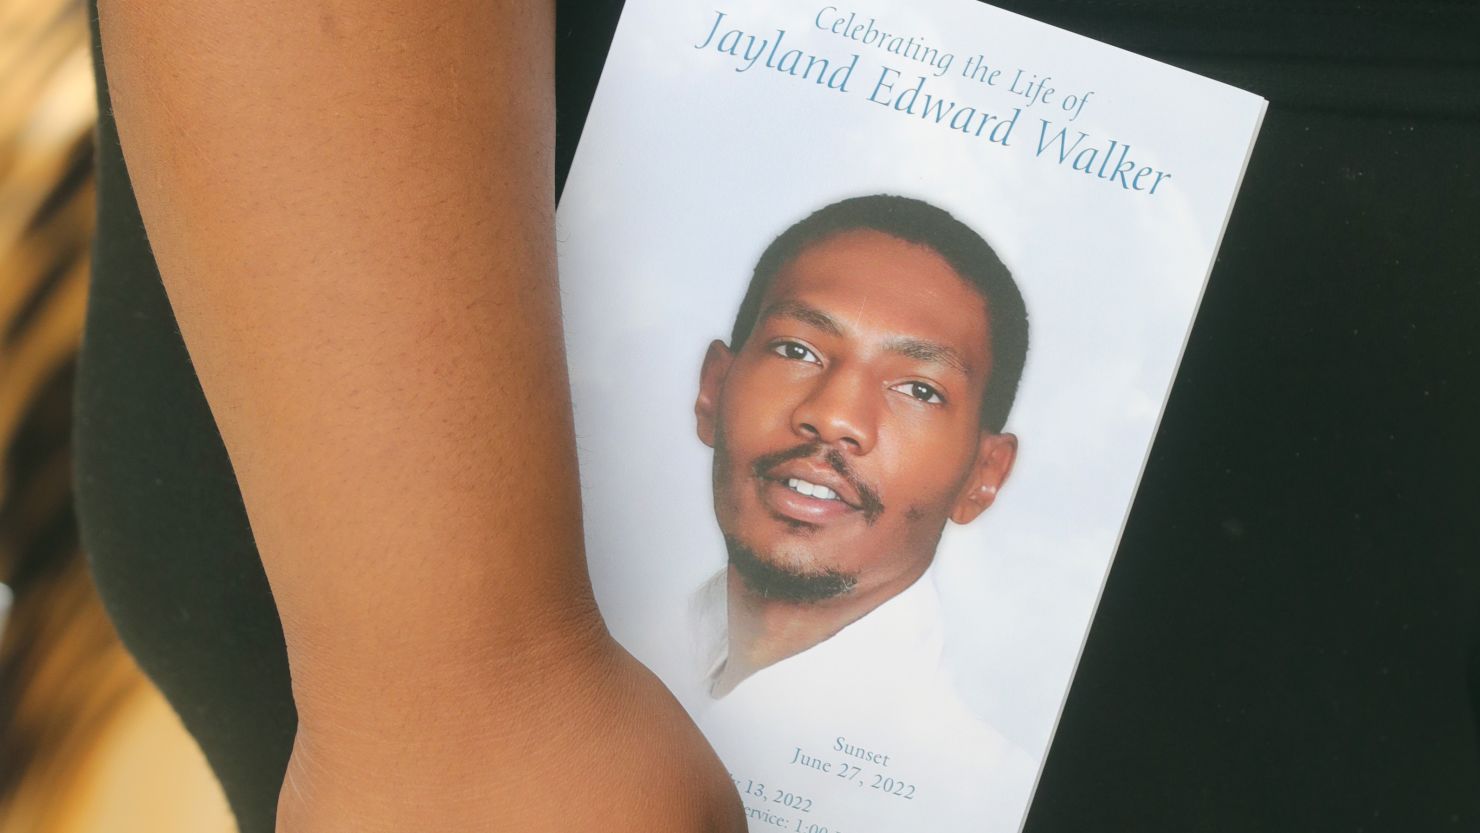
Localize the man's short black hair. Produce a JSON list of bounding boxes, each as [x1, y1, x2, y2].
[[728, 194, 1029, 434]]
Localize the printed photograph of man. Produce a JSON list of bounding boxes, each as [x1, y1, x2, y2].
[[691, 194, 1029, 700]]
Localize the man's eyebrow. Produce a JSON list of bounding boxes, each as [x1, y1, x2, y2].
[[759, 299, 843, 336], [885, 336, 971, 376]]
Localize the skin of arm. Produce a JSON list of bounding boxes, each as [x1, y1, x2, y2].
[[96, 1, 743, 830]]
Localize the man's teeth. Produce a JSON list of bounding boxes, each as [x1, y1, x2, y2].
[[786, 477, 839, 501]]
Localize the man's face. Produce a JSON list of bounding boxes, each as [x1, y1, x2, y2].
[[695, 229, 1017, 606]]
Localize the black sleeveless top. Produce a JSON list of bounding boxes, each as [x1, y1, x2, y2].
[[76, 3, 1480, 832]]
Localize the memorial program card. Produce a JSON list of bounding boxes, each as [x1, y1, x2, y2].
[[555, 2, 1266, 830]]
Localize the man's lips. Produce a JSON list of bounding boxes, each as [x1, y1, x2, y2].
[[747, 444, 885, 524], [759, 476, 859, 525], [764, 460, 863, 510]]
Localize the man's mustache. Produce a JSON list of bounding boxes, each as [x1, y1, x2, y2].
[[750, 444, 885, 523]]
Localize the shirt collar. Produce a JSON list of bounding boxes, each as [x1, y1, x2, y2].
[[691, 564, 947, 698]]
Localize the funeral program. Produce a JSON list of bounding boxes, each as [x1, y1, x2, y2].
[[554, 1, 1266, 830]]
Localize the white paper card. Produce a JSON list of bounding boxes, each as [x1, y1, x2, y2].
[[556, 2, 1265, 830]]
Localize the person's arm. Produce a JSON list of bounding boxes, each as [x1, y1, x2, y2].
[[95, 2, 742, 830]]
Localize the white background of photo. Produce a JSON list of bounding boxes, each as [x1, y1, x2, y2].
[[556, 0, 1263, 822]]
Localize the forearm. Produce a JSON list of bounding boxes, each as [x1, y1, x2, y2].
[[98, 6, 747, 829], [96, 0, 590, 759]]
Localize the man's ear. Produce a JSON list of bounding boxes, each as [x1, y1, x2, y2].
[[949, 431, 1018, 525], [695, 340, 734, 448]]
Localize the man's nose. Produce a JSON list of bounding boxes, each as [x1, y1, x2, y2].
[[791, 366, 877, 455]]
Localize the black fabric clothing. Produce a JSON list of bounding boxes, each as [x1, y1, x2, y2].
[[79, 6, 297, 832], [75, 2, 1480, 832]]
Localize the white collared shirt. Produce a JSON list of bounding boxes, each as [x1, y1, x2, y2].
[[681, 567, 1038, 833]]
